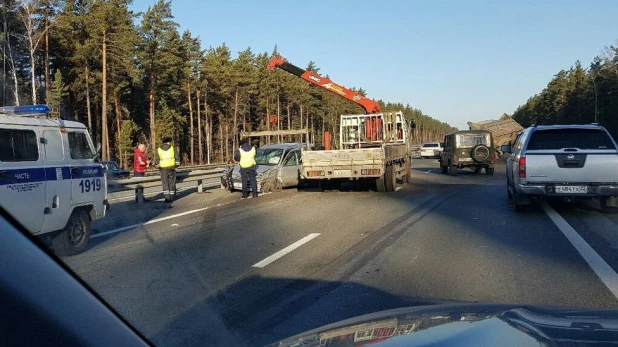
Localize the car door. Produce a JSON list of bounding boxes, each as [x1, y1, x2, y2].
[[66, 130, 104, 209], [280, 150, 300, 187], [0, 126, 46, 233], [41, 129, 72, 233]]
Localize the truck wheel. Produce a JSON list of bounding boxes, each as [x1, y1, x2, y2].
[[384, 165, 396, 192], [319, 180, 329, 192], [404, 161, 412, 183], [486, 168, 495, 176], [512, 190, 527, 213], [375, 176, 386, 192], [448, 162, 458, 176], [474, 167, 482, 174], [600, 197, 618, 214], [52, 210, 91, 256]]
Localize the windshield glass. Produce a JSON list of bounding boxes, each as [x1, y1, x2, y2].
[[255, 148, 284, 165], [527, 129, 616, 150], [456, 133, 490, 148]]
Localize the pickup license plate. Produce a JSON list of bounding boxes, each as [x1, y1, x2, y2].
[[555, 185, 588, 194], [334, 170, 352, 176]]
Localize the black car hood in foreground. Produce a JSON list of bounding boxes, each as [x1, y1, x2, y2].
[[271, 304, 618, 346]]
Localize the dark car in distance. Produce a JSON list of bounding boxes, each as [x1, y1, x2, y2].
[[101, 161, 131, 180]]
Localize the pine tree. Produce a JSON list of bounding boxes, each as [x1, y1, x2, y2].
[[48, 69, 68, 118]]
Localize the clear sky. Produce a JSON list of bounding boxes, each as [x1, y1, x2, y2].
[[131, 0, 618, 130]]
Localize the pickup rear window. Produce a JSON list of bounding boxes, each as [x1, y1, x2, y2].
[[527, 129, 616, 150]]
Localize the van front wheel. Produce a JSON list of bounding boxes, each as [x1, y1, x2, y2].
[[52, 210, 92, 256]]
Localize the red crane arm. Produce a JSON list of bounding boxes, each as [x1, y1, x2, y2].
[[267, 55, 381, 114]]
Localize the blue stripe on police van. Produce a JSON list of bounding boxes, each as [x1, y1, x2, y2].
[[0, 165, 104, 186]]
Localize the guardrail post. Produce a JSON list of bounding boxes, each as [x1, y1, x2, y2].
[[135, 187, 144, 204], [197, 179, 203, 193]]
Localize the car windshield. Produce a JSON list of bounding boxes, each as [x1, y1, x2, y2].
[[456, 133, 490, 148], [255, 148, 284, 165], [4, 2, 618, 347], [527, 129, 616, 150]]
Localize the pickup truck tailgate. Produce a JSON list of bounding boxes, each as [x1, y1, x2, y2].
[[526, 150, 618, 183], [524, 127, 618, 183]]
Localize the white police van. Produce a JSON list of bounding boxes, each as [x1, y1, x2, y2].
[[0, 105, 108, 255]]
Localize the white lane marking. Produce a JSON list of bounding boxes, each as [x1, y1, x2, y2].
[[252, 233, 321, 268], [94, 191, 274, 239], [425, 170, 431, 174], [395, 187, 402, 191], [541, 201, 618, 299], [92, 206, 214, 238]]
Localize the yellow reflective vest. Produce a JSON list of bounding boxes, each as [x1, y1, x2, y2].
[[158, 146, 176, 168], [239, 147, 256, 168]]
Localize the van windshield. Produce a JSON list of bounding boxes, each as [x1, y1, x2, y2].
[[527, 129, 616, 150]]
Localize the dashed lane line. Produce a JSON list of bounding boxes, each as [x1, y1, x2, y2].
[[92, 193, 271, 239], [252, 233, 321, 268]]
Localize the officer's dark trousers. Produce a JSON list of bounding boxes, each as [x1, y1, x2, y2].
[[240, 166, 257, 197], [160, 167, 177, 201]]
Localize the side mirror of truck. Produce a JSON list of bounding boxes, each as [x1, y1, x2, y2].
[[500, 144, 512, 154], [410, 120, 417, 129]]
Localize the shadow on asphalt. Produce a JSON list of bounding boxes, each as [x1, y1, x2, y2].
[[149, 275, 466, 346]]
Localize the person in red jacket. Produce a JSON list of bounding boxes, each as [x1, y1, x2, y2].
[[133, 144, 149, 177]]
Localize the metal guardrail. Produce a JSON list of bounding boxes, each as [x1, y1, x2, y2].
[[142, 163, 224, 176], [108, 167, 224, 204]]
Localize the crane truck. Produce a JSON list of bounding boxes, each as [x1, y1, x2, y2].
[[267, 55, 415, 192]]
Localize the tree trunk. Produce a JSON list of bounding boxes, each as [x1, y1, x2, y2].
[[85, 66, 92, 134], [196, 87, 202, 164], [29, 47, 37, 104], [101, 31, 108, 161], [266, 96, 270, 144], [277, 93, 281, 143], [219, 121, 224, 162], [233, 88, 238, 152], [187, 80, 194, 164], [44, 0, 50, 104], [114, 92, 122, 167], [287, 101, 291, 141], [149, 72, 156, 156], [224, 113, 229, 161], [207, 97, 212, 164]]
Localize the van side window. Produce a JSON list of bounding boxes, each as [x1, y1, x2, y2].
[[68, 132, 94, 159], [0, 129, 39, 162]]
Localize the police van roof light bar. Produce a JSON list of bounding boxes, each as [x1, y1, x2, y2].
[[0, 105, 51, 115]]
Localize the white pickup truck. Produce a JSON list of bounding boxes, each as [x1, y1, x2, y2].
[[503, 124, 618, 212], [301, 112, 413, 192]]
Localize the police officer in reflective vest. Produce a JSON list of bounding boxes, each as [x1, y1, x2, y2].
[[155, 137, 180, 203], [234, 138, 258, 198]]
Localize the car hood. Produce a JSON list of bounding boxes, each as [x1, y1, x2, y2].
[[271, 303, 618, 346]]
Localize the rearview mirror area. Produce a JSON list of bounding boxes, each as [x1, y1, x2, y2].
[[500, 145, 512, 153]]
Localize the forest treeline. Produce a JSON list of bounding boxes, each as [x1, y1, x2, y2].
[[1, 0, 456, 167], [512, 41, 618, 140]]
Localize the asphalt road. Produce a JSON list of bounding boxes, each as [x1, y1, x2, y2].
[[63, 159, 618, 346]]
